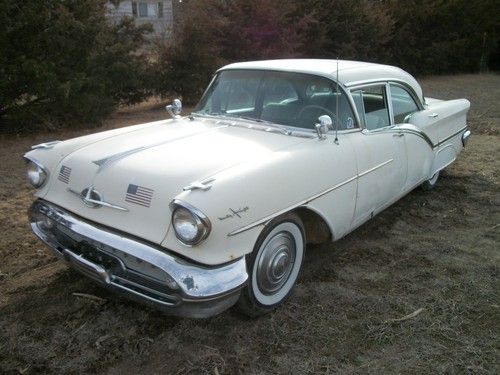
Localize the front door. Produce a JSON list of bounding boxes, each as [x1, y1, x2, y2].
[[350, 84, 407, 227]]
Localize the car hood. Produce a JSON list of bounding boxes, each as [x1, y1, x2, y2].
[[41, 117, 307, 244]]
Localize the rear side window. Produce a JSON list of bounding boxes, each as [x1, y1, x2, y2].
[[351, 85, 390, 130], [390, 84, 419, 123]]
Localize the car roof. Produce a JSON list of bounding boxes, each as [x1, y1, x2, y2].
[[219, 59, 423, 103]]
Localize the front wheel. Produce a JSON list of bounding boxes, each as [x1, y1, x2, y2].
[[237, 213, 305, 317]]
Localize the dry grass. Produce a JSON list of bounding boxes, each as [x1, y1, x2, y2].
[[0, 74, 498, 374]]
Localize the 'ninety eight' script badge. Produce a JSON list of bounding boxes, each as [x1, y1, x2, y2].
[[125, 184, 154, 208]]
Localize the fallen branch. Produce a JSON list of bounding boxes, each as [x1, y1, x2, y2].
[[72, 292, 107, 304], [385, 308, 425, 323], [486, 223, 499, 231]]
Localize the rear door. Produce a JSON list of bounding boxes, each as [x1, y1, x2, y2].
[[388, 83, 434, 190]]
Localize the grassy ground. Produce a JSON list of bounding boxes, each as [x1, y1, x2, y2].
[[0, 74, 498, 374]]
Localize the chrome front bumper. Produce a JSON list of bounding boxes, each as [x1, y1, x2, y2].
[[29, 200, 248, 318]]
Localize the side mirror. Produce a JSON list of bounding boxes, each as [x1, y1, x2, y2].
[[166, 98, 182, 119], [315, 115, 333, 140]]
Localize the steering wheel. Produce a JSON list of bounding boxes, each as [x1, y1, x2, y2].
[[295, 105, 337, 127]]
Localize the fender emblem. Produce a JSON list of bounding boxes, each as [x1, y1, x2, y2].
[[218, 207, 249, 221]]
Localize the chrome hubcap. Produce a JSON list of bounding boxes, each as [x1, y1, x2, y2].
[[256, 231, 296, 295]]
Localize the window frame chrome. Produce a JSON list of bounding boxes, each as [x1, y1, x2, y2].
[[387, 82, 423, 125], [347, 79, 425, 132], [198, 68, 362, 134], [347, 82, 393, 132]]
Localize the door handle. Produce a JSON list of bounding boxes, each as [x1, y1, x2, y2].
[[393, 133, 404, 137], [428, 113, 439, 118]]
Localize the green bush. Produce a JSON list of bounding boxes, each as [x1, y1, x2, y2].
[[156, 0, 499, 104], [0, 0, 153, 133], [387, 0, 500, 75], [154, 0, 309, 104], [1, 0, 498, 131]]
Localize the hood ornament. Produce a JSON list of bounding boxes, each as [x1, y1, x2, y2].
[[67, 186, 128, 211], [183, 178, 215, 192]]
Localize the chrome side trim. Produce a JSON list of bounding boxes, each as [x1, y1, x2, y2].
[[399, 128, 434, 148], [229, 159, 393, 236], [358, 158, 393, 177], [437, 126, 468, 147], [361, 126, 435, 149]]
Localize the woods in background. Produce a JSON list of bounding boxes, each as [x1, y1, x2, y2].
[[1, 0, 498, 133]]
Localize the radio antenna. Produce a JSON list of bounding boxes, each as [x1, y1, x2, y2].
[[334, 57, 340, 145]]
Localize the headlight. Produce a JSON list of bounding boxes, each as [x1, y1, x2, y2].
[[26, 159, 48, 188], [171, 200, 211, 246]]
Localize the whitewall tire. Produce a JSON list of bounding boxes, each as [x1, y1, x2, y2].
[[237, 213, 305, 317]]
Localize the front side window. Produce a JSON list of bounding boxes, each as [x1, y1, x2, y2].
[[390, 84, 419, 123], [351, 85, 390, 130], [132, 1, 138, 17], [195, 70, 357, 130]]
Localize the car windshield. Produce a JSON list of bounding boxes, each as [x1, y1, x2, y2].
[[194, 70, 356, 130]]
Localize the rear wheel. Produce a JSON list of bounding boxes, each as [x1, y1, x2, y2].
[[421, 171, 440, 190], [237, 213, 305, 317]]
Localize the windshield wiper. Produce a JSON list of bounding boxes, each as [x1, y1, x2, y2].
[[225, 115, 292, 135], [191, 112, 292, 135]]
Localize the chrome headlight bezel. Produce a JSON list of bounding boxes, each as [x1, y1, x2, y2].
[[170, 200, 211, 246], [24, 157, 49, 188]]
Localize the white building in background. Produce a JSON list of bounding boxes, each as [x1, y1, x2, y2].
[[106, 1, 174, 40]]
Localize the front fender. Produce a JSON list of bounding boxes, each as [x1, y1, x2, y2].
[[161, 134, 358, 265]]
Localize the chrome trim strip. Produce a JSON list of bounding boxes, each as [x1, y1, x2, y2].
[[437, 126, 468, 147], [358, 158, 393, 177], [386, 82, 395, 126], [229, 159, 393, 236], [400, 128, 434, 148], [346, 78, 424, 109], [93, 146, 149, 170], [361, 126, 435, 149]]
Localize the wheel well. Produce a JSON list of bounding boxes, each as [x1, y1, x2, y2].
[[294, 207, 331, 244]]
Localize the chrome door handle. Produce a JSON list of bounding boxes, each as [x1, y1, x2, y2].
[[428, 113, 439, 118], [393, 133, 404, 137]]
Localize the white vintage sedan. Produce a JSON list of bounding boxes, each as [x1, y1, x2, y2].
[[25, 60, 471, 317]]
